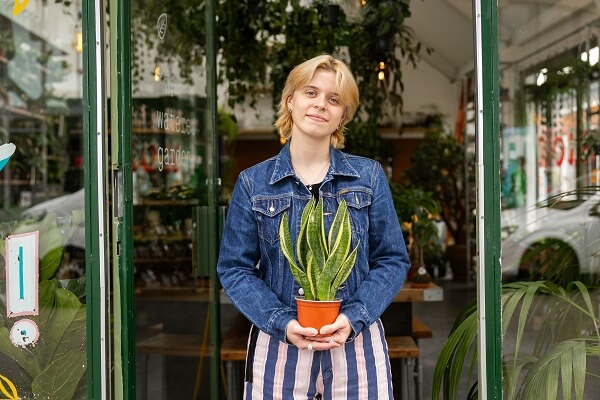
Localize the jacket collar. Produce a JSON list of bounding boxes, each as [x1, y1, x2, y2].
[[269, 141, 360, 185]]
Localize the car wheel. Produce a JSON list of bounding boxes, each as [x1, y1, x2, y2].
[[519, 239, 579, 286]]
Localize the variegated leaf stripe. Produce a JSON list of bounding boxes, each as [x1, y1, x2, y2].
[[279, 212, 312, 297]]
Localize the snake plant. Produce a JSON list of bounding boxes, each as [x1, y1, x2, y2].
[[279, 198, 359, 301]]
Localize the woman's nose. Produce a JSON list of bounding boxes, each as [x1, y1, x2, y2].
[[314, 95, 327, 109]]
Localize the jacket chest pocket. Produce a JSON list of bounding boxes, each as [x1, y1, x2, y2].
[[252, 197, 291, 245], [337, 190, 372, 235]]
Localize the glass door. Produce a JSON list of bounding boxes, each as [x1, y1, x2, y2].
[[0, 0, 104, 399], [108, 0, 220, 398]]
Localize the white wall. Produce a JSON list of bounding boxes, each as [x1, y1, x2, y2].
[[401, 58, 461, 130], [228, 57, 461, 132]]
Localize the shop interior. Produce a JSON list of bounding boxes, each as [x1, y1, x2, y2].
[[2, 0, 600, 399]]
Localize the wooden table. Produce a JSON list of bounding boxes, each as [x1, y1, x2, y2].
[[394, 282, 444, 302]]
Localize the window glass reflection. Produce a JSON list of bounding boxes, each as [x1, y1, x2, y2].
[[499, 1, 600, 397], [0, 1, 86, 399]]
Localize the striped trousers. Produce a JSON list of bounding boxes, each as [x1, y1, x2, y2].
[[243, 320, 393, 400]]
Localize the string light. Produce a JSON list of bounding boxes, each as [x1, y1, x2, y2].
[[361, 0, 367, 5], [73, 30, 83, 53], [153, 66, 161, 82], [378, 61, 385, 81]]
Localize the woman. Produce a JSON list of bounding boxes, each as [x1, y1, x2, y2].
[[217, 54, 410, 399]]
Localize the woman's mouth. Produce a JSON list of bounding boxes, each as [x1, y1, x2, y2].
[[307, 114, 327, 122]]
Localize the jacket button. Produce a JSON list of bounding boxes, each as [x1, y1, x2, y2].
[[298, 288, 304, 295]]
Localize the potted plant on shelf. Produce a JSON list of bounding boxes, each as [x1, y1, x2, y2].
[[390, 183, 442, 281], [411, 266, 432, 288], [407, 126, 475, 281], [279, 198, 359, 332]]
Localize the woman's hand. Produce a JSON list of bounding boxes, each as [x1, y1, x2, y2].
[[286, 313, 351, 351], [285, 320, 319, 350], [318, 313, 352, 346]]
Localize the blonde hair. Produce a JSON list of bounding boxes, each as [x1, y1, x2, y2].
[[274, 54, 359, 149]]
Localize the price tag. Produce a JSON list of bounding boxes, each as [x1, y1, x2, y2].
[[5, 231, 39, 317]]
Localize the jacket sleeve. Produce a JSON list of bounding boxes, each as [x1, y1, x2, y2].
[[216, 171, 295, 343], [339, 162, 411, 338]]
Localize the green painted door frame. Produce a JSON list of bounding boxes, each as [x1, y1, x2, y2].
[[87, 0, 504, 398], [475, 0, 503, 398], [107, 0, 221, 398], [110, 0, 135, 397], [205, 0, 223, 398], [82, 0, 107, 399]]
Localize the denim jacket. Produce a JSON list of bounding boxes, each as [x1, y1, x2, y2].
[[217, 143, 410, 343]]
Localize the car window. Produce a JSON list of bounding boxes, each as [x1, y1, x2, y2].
[[535, 186, 600, 210]]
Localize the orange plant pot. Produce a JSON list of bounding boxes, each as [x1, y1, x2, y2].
[[296, 298, 342, 334]]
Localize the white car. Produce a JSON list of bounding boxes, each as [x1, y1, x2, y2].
[[501, 187, 600, 280], [20, 189, 85, 250]]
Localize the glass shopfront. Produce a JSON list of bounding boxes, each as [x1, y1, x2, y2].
[[498, 0, 600, 397], [0, 1, 91, 398], [10, 0, 600, 399]]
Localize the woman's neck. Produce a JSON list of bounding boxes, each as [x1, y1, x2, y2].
[[289, 140, 331, 185], [289, 139, 330, 167]]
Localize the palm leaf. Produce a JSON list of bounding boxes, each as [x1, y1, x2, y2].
[[432, 308, 478, 400], [434, 280, 600, 400], [519, 340, 586, 400]]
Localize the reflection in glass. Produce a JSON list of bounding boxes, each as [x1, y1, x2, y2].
[[499, 1, 600, 397], [0, 1, 86, 398]]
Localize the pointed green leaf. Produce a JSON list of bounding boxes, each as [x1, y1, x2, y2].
[[32, 349, 86, 400], [280, 213, 311, 295], [297, 198, 315, 271], [306, 199, 327, 275], [318, 212, 352, 299], [327, 199, 348, 250], [305, 252, 318, 300], [327, 243, 359, 300]]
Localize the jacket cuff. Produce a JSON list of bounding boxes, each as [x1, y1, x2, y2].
[[339, 303, 371, 342], [267, 309, 296, 343]]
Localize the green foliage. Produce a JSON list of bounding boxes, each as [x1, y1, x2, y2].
[[433, 281, 600, 400], [407, 128, 472, 244], [519, 239, 583, 287], [348, 0, 424, 123], [0, 211, 86, 399], [344, 120, 382, 158], [390, 183, 441, 267], [129, 0, 423, 125], [279, 198, 359, 301], [582, 129, 600, 158]]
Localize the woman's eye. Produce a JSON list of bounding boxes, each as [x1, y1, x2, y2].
[[329, 98, 340, 104], [305, 90, 316, 96]]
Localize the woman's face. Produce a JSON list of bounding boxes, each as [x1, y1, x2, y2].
[[287, 69, 345, 142]]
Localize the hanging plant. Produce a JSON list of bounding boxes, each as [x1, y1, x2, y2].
[[581, 129, 600, 158], [122, 0, 425, 132]]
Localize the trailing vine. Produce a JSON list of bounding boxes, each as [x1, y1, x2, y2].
[[124, 0, 423, 127]]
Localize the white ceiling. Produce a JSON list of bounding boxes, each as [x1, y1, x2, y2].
[[400, 0, 600, 81]]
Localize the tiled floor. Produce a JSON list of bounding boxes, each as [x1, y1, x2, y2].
[[412, 279, 477, 400]]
